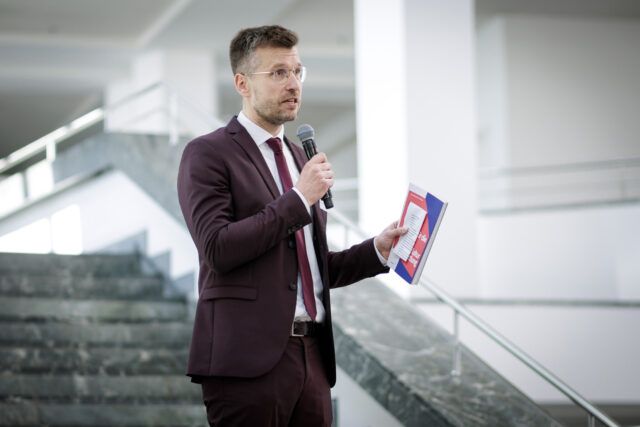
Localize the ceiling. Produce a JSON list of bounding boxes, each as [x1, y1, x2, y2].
[[1, 0, 639, 159], [0, 0, 355, 159]]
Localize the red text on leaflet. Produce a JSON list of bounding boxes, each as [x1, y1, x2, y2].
[[397, 191, 430, 277]]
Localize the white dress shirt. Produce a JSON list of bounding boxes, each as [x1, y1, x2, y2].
[[237, 111, 326, 323]]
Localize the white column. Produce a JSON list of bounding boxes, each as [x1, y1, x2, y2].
[[355, 0, 409, 233], [105, 50, 217, 138], [355, 0, 478, 297]]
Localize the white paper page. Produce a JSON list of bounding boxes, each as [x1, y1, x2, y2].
[[392, 202, 427, 261]]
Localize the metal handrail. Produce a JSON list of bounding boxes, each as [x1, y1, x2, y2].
[[327, 208, 620, 427], [0, 81, 219, 176]]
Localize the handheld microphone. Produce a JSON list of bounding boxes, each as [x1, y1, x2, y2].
[[296, 124, 334, 209]]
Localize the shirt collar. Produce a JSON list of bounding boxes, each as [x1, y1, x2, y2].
[[237, 111, 285, 147]]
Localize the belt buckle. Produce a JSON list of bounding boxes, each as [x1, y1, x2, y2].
[[291, 322, 305, 337]]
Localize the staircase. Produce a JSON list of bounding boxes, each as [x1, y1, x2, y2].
[[0, 252, 204, 427], [0, 125, 624, 425]]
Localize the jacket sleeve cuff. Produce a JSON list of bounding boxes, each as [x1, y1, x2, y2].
[[372, 236, 388, 266], [292, 187, 311, 213]]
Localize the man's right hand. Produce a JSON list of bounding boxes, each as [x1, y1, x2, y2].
[[295, 153, 334, 205]]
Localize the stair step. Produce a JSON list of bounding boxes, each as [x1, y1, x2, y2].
[[0, 374, 201, 402], [0, 252, 202, 426], [0, 321, 191, 347], [0, 252, 144, 277], [0, 347, 188, 375], [0, 274, 169, 300], [0, 402, 205, 427], [0, 297, 187, 322]]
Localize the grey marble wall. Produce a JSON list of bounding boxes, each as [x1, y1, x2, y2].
[[331, 278, 563, 427], [52, 132, 188, 224]]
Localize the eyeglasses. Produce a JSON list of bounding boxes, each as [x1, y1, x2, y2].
[[248, 66, 307, 84]]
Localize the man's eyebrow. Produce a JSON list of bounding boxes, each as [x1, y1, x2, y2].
[[268, 62, 303, 69]]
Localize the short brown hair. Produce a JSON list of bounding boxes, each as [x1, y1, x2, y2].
[[229, 25, 298, 74]]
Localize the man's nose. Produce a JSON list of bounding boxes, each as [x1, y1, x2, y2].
[[284, 71, 301, 91]]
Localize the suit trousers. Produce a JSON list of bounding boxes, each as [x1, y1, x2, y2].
[[201, 336, 333, 427]]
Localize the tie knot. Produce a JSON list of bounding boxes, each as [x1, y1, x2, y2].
[[266, 137, 283, 154]]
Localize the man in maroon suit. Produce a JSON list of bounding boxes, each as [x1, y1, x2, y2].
[[177, 25, 406, 426]]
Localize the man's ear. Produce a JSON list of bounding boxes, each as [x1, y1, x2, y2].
[[234, 73, 250, 98]]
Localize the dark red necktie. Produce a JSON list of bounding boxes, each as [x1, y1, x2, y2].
[[265, 137, 317, 320]]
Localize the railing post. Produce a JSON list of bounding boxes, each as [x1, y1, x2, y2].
[[46, 138, 57, 163], [588, 414, 595, 427], [451, 310, 462, 377], [168, 91, 179, 146]]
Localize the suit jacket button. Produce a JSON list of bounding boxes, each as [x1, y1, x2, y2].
[[289, 282, 297, 291], [288, 238, 295, 249]]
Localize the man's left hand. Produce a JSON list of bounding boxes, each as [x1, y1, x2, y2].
[[374, 221, 409, 261]]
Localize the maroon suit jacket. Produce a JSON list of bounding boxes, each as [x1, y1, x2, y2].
[[177, 116, 387, 386]]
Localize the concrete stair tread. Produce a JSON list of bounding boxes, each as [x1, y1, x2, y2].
[[0, 321, 191, 347], [0, 347, 188, 375], [0, 402, 205, 426], [0, 373, 200, 401], [0, 274, 170, 300], [0, 296, 187, 322], [0, 252, 144, 277], [0, 251, 200, 425]]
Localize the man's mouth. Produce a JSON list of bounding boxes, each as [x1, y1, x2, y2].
[[282, 97, 298, 106]]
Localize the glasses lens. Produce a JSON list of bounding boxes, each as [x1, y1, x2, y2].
[[269, 67, 306, 83], [273, 69, 288, 82]]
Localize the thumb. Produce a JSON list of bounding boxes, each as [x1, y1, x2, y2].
[[389, 226, 409, 237]]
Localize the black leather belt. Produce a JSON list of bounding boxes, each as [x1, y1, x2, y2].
[[291, 321, 322, 337]]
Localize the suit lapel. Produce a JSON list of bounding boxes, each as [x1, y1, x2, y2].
[[227, 117, 280, 199]]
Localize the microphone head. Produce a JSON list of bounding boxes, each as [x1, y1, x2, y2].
[[296, 124, 315, 142]]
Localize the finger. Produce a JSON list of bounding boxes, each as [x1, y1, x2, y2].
[[317, 162, 332, 172], [389, 227, 409, 236], [314, 152, 327, 162], [385, 221, 398, 231]]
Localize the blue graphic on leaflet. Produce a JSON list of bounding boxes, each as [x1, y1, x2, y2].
[[395, 256, 412, 282], [426, 193, 444, 235]]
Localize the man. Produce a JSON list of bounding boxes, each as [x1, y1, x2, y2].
[[177, 25, 406, 426]]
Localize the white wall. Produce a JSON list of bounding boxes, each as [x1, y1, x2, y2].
[[478, 15, 640, 169], [477, 17, 509, 170], [0, 170, 198, 282], [332, 367, 403, 427], [105, 50, 217, 139], [422, 303, 640, 403], [478, 202, 640, 300], [356, 0, 479, 298]]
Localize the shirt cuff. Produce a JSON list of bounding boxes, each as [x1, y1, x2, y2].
[[292, 187, 311, 213], [373, 236, 388, 266]]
